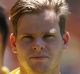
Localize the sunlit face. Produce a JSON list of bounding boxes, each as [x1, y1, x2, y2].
[[13, 10, 64, 73]]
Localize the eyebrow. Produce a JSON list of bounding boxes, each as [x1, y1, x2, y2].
[[17, 29, 57, 37]]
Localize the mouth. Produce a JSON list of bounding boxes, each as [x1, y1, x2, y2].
[[29, 56, 49, 61]]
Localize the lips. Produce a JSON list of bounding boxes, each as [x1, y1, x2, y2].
[[29, 56, 49, 60]]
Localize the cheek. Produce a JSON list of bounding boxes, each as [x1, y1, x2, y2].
[[18, 41, 30, 49], [16, 42, 32, 58], [17, 39, 32, 52], [47, 42, 63, 57], [47, 40, 63, 49]]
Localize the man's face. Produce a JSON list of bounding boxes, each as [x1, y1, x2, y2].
[[12, 10, 64, 73]]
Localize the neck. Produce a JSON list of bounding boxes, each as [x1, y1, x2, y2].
[[20, 66, 61, 74]]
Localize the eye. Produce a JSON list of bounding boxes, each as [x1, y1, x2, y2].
[[43, 34, 56, 41], [21, 35, 34, 43]]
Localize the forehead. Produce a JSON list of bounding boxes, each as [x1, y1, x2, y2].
[[17, 10, 59, 34]]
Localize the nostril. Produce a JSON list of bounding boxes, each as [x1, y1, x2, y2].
[[33, 46, 44, 51], [33, 47, 37, 50], [41, 47, 44, 50]]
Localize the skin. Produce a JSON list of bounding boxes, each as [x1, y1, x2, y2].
[[10, 10, 68, 74]]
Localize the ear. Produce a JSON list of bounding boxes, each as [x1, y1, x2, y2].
[[9, 33, 17, 54], [63, 31, 70, 48]]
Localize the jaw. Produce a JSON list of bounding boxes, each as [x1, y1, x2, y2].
[[19, 59, 60, 74]]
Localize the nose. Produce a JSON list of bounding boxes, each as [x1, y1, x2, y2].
[[32, 38, 45, 52]]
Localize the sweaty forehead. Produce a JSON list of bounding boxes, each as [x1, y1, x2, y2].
[[17, 10, 59, 34]]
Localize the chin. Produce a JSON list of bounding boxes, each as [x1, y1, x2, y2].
[[29, 63, 50, 73]]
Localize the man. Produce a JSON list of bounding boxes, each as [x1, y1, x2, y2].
[[0, 6, 9, 74], [9, 0, 70, 74]]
